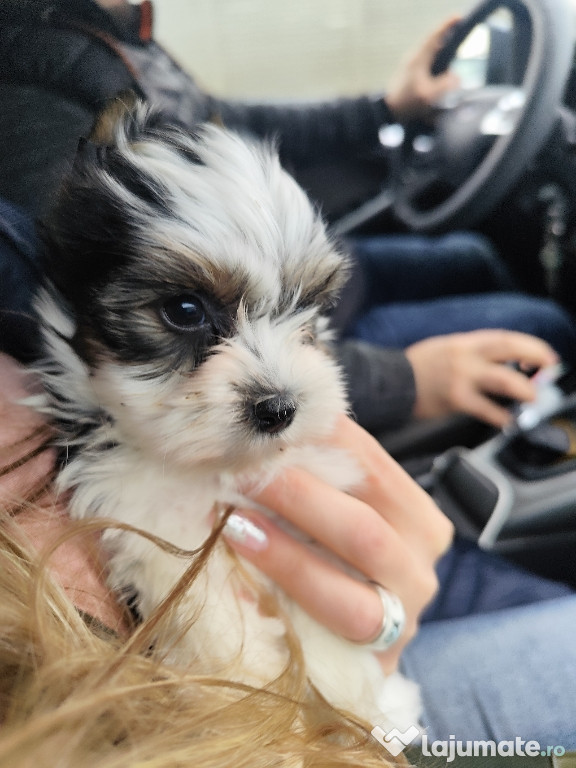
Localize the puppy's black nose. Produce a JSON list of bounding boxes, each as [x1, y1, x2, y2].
[[253, 395, 297, 434]]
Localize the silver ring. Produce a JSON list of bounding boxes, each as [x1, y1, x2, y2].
[[362, 583, 406, 652]]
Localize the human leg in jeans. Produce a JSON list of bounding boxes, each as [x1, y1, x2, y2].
[[347, 232, 515, 306], [350, 292, 576, 364], [401, 594, 576, 747]]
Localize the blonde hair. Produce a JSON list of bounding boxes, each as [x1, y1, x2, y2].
[[0, 431, 403, 767]]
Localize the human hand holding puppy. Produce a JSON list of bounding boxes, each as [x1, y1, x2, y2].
[[224, 414, 453, 674]]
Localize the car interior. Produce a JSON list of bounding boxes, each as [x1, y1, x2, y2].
[[312, 0, 576, 589], [142, 0, 576, 592]]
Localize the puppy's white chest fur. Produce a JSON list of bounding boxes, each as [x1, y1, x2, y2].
[[61, 436, 419, 729]]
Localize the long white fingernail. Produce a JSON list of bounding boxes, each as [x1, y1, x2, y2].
[[223, 513, 269, 552]]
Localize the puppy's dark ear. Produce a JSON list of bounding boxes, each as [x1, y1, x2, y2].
[[89, 90, 141, 146], [73, 91, 145, 169]]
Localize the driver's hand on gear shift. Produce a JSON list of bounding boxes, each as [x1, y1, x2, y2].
[[386, 15, 461, 122], [405, 329, 559, 429]]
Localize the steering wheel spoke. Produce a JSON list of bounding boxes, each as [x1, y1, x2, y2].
[[396, 166, 448, 214]]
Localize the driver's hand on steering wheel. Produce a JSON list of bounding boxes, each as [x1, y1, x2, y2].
[[386, 15, 461, 122], [405, 329, 559, 428]]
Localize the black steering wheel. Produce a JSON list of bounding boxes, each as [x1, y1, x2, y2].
[[338, 0, 575, 235]]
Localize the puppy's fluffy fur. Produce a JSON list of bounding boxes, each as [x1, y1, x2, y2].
[[34, 101, 420, 729]]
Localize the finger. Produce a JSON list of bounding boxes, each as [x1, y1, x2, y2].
[[248, 468, 419, 582], [478, 364, 538, 404], [222, 510, 425, 650], [0, 354, 55, 505], [471, 330, 559, 368], [420, 14, 462, 59], [458, 387, 513, 429], [320, 417, 454, 559], [252, 417, 453, 563], [428, 69, 461, 99], [0, 354, 49, 447]]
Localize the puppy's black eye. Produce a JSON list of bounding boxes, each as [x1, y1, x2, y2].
[[161, 294, 207, 331]]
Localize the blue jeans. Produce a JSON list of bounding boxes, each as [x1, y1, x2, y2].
[[400, 537, 576, 745], [348, 232, 516, 304], [346, 233, 576, 363], [402, 595, 576, 747]]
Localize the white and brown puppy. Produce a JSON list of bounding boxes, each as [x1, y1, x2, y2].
[[34, 101, 420, 729]]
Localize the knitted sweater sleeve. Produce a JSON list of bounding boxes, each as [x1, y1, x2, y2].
[[336, 340, 416, 433], [206, 94, 396, 168]]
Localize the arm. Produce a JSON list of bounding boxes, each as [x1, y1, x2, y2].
[[210, 94, 394, 168], [337, 340, 416, 433]]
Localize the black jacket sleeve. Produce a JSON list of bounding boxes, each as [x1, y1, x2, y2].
[[208, 94, 395, 168], [336, 340, 416, 433]]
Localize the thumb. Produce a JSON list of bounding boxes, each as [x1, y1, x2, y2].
[[430, 69, 460, 100]]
